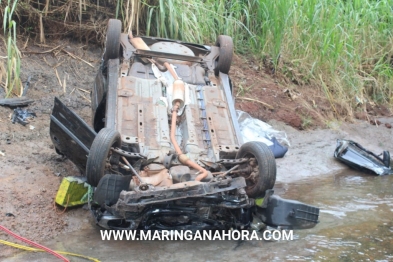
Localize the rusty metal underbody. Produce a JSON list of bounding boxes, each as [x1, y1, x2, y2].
[[106, 34, 244, 194], [116, 75, 240, 164]]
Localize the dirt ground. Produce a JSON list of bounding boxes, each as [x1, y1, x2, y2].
[[0, 39, 392, 258]]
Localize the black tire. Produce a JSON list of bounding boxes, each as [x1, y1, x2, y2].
[[236, 141, 276, 198], [86, 128, 121, 187], [214, 35, 234, 76], [104, 19, 122, 61], [93, 174, 132, 206]]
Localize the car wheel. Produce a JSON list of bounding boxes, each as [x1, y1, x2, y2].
[[236, 141, 276, 198], [86, 128, 121, 187], [104, 19, 122, 61], [214, 35, 234, 75]]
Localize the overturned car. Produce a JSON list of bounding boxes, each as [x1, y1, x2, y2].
[[50, 19, 319, 231]]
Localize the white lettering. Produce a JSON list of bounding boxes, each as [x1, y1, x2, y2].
[[175, 230, 183, 240], [231, 230, 240, 240], [184, 230, 193, 240], [282, 230, 294, 241], [213, 230, 221, 240], [272, 230, 281, 241], [161, 230, 169, 241], [100, 230, 112, 240], [124, 230, 137, 240], [112, 230, 124, 241], [250, 230, 259, 240], [99, 229, 295, 241], [263, 230, 271, 240], [194, 230, 202, 240], [241, 230, 250, 240], [203, 230, 212, 240], [140, 230, 151, 240], [152, 230, 161, 240], [221, 230, 231, 240]]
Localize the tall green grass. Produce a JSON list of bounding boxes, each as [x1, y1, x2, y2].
[[2, 0, 392, 114], [256, 0, 393, 111], [140, 0, 258, 53], [2, 0, 22, 97], [137, 0, 393, 114]]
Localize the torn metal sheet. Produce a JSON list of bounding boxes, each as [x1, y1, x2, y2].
[[334, 139, 393, 176]]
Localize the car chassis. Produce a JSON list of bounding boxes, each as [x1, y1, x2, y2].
[[50, 19, 319, 231]]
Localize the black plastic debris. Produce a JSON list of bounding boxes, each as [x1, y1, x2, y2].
[[5, 213, 15, 217], [334, 139, 393, 176], [0, 97, 34, 107], [11, 107, 36, 126], [0, 76, 34, 107], [255, 190, 320, 229]]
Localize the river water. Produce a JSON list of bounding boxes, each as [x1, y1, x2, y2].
[[6, 170, 393, 261]]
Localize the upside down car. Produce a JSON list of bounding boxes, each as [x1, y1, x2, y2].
[[50, 19, 319, 231]]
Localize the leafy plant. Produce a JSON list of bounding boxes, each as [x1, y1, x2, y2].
[[2, 0, 22, 97]]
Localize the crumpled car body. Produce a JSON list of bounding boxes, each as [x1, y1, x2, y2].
[[334, 139, 393, 176], [50, 19, 319, 231]]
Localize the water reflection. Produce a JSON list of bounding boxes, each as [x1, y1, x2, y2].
[[6, 169, 393, 261]]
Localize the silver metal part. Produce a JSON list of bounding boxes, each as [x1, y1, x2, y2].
[[121, 156, 144, 183], [219, 164, 240, 177]]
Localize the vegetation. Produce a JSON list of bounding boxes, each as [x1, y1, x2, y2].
[[1, 0, 393, 115], [139, 0, 393, 116], [1, 0, 22, 97]]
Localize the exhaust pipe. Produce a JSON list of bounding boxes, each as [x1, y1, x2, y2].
[[129, 33, 208, 182]]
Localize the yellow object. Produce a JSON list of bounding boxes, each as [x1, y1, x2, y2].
[[0, 239, 100, 262], [255, 197, 264, 207], [55, 176, 91, 207]]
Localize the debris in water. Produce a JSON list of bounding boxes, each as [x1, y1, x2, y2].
[[10, 107, 36, 126], [334, 139, 393, 176]]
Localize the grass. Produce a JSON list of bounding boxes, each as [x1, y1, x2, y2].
[[1, 0, 393, 116], [139, 0, 257, 53], [254, 0, 393, 115], [136, 0, 393, 117], [301, 115, 313, 130], [1, 0, 22, 97]]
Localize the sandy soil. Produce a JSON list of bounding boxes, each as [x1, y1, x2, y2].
[[0, 39, 392, 258], [0, 40, 101, 256]]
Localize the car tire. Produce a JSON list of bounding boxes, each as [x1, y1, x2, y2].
[[104, 19, 122, 61], [214, 35, 234, 76], [86, 128, 121, 187], [236, 141, 276, 198], [93, 174, 132, 206]]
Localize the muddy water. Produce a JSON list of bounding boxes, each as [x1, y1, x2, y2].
[[6, 170, 393, 262]]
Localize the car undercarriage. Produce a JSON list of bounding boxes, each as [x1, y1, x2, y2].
[[50, 19, 319, 231]]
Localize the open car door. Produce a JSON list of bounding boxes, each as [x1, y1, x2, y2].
[[50, 97, 96, 173]]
